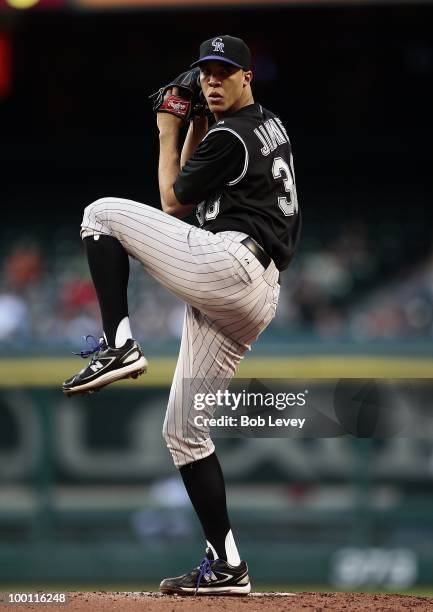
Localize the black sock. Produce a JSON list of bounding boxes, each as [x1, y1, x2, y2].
[[180, 452, 231, 562], [84, 235, 129, 347]]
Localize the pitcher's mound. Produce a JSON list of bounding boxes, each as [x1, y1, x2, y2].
[[2, 591, 432, 611]]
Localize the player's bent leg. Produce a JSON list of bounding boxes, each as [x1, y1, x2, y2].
[[73, 199, 279, 400]]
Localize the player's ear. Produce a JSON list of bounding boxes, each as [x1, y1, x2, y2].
[[243, 70, 253, 87]]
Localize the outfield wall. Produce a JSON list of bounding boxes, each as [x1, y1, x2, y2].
[[1, 373, 433, 588]]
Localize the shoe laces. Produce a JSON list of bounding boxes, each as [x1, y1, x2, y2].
[[72, 335, 105, 358], [195, 556, 213, 594]]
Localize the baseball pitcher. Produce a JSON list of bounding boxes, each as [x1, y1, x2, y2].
[[62, 35, 301, 595]]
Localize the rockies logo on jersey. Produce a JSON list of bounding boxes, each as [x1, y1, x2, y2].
[[212, 37, 225, 53]]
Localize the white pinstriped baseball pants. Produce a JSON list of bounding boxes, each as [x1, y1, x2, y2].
[[81, 197, 280, 467]]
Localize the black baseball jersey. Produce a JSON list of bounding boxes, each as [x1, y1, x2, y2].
[[173, 103, 301, 271]]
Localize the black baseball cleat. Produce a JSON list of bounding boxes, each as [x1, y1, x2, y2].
[[160, 548, 251, 596], [62, 335, 148, 396]]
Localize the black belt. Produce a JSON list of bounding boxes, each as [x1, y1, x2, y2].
[[241, 237, 281, 284]]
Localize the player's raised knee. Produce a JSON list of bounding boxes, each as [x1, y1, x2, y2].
[[83, 196, 112, 216], [81, 197, 115, 239], [82, 197, 114, 227]]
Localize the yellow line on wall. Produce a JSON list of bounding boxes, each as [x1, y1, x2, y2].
[[0, 356, 431, 387]]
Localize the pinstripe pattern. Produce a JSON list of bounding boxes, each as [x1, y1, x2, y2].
[[82, 197, 280, 467]]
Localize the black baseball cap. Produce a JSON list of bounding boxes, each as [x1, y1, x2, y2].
[[191, 35, 251, 70]]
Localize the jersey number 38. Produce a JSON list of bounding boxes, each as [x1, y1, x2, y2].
[[272, 156, 299, 217]]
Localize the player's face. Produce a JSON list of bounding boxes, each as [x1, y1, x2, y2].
[[199, 61, 252, 117]]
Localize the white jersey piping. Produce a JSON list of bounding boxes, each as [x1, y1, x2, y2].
[[203, 127, 249, 186]]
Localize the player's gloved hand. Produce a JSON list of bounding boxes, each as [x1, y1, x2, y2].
[[149, 68, 212, 122]]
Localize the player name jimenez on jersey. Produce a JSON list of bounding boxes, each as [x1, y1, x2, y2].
[[173, 103, 301, 271]]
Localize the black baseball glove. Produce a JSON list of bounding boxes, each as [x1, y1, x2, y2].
[[149, 68, 212, 122]]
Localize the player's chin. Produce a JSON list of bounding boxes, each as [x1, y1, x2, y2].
[[207, 98, 226, 111]]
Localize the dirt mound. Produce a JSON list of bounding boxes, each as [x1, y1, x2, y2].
[[1, 591, 432, 611]]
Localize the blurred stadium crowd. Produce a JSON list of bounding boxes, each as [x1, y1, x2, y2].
[[1, 218, 433, 349], [1, 5, 432, 352]]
